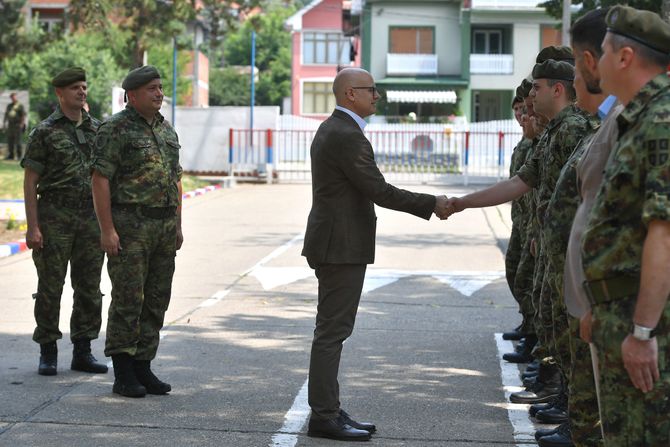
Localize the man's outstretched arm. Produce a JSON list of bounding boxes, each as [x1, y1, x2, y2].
[[442, 176, 531, 218]]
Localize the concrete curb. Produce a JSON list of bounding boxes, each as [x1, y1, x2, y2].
[[0, 178, 236, 259]]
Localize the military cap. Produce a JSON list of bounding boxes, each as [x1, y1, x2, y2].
[[122, 65, 161, 90], [536, 45, 574, 64], [532, 59, 575, 81], [52, 67, 86, 87], [606, 5, 670, 55], [517, 78, 533, 98]]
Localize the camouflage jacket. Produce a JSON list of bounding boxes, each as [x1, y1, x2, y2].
[[5, 101, 25, 126], [21, 106, 100, 197], [543, 115, 600, 269], [517, 105, 591, 230], [92, 105, 182, 207], [582, 74, 670, 282], [510, 138, 534, 225]]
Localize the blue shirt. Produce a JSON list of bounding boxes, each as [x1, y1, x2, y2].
[[335, 105, 367, 131]]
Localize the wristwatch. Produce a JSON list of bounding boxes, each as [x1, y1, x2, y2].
[[632, 324, 656, 341]]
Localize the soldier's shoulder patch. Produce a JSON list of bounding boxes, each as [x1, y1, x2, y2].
[[647, 138, 669, 167]]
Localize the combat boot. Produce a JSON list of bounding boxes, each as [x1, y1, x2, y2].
[[112, 354, 146, 398], [536, 390, 568, 423], [538, 422, 574, 447], [134, 360, 171, 395], [71, 339, 108, 373], [503, 335, 537, 363], [529, 394, 558, 417], [502, 324, 524, 341], [38, 342, 58, 376], [509, 363, 561, 404]]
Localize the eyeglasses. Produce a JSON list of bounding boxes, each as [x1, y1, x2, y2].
[[351, 86, 380, 95]]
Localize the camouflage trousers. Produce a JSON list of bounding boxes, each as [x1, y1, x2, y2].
[[6, 124, 22, 158], [567, 316, 603, 447], [104, 209, 177, 360], [32, 200, 104, 344], [592, 299, 670, 446], [543, 258, 571, 377], [505, 224, 522, 312], [512, 232, 536, 336], [531, 244, 554, 360]]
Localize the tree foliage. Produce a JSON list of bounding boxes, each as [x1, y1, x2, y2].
[[0, 32, 124, 123], [216, 3, 296, 106], [539, 0, 663, 21], [209, 67, 252, 106]]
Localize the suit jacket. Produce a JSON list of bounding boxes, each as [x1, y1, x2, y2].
[[301, 109, 436, 266]]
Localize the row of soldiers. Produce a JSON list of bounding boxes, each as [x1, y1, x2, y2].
[[22, 65, 183, 398], [444, 5, 670, 447]]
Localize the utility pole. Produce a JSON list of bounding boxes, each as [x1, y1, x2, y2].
[[562, 0, 571, 46]]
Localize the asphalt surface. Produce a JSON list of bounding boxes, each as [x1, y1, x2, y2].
[[0, 183, 537, 447]]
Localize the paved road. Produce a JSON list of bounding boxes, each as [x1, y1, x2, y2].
[[0, 183, 544, 446]]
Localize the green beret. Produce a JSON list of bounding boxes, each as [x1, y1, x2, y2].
[[52, 67, 86, 87], [517, 78, 533, 98], [532, 59, 575, 81], [536, 46, 574, 65], [122, 65, 161, 90], [606, 5, 670, 55]]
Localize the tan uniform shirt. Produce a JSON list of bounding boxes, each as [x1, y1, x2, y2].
[[563, 102, 624, 317]]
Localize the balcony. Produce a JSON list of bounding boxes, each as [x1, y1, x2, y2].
[[387, 54, 438, 76], [470, 54, 514, 74]]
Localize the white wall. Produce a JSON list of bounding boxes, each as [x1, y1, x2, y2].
[[173, 106, 280, 172], [370, 2, 462, 80]]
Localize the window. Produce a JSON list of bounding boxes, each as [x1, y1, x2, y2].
[[472, 30, 502, 54], [303, 82, 336, 114], [303, 32, 350, 65], [389, 27, 434, 54]]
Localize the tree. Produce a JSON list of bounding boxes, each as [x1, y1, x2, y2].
[[1, 31, 125, 123], [540, 0, 662, 21], [0, 0, 26, 60], [217, 2, 296, 106], [209, 67, 251, 106]]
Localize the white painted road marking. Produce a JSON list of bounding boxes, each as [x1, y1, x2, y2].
[[495, 333, 550, 446], [269, 379, 310, 447]]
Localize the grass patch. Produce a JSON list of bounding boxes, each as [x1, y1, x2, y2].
[[0, 160, 219, 200]]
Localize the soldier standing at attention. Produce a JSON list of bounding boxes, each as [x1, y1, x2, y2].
[[91, 66, 183, 398], [22, 67, 108, 376], [4, 92, 26, 160], [580, 6, 670, 445]]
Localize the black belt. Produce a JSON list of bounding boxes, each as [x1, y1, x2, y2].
[[113, 204, 177, 219], [583, 276, 639, 305], [40, 192, 93, 210]]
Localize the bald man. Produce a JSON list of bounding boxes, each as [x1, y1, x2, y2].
[[302, 68, 449, 441]]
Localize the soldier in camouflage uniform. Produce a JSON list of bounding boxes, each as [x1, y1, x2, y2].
[[3, 92, 26, 160], [91, 65, 183, 398], [502, 89, 533, 342], [21, 67, 107, 376], [580, 7, 670, 446]]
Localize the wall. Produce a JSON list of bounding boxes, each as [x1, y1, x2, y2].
[[369, 2, 462, 80], [171, 106, 280, 173]]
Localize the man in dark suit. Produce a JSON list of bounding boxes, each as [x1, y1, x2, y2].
[[302, 67, 449, 441]]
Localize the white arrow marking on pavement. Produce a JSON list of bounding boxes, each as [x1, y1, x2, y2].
[[250, 267, 505, 297], [494, 333, 545, 446]]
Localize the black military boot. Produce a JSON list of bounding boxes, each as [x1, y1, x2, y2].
[[509, 363, 561, 404], [503, 335, 537, 363], [538, 422, 574, 447], [133, 360, 171, 395], [71, 339, 108, 373], [112, 354, 146, 398], [536, 390, 568, 423], [38, 341, 58, 376], [502, 324, 524, 341], [529, 394, 558, 417], [535, 426, 559, 441]]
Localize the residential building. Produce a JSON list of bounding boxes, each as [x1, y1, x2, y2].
[[360, 0, 561, 122], [285, 0, 362, 118]]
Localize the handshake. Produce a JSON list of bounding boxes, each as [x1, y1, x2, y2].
[[434, 195, 464, 220]]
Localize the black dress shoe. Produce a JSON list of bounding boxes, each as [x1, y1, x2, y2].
[[535, 426, 559, 441], [340, 409, 376, 433], [538, 422, 574, 447], [308, 415, 371, 441]]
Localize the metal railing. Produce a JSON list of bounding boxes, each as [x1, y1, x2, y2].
[[470, 54, 514, 74], [229, 127, 523, 185]]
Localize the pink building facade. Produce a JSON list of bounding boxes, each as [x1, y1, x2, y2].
[[286, 0, 361, 119]]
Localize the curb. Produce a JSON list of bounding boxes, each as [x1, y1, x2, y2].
[[0, 179, 235, 259]]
